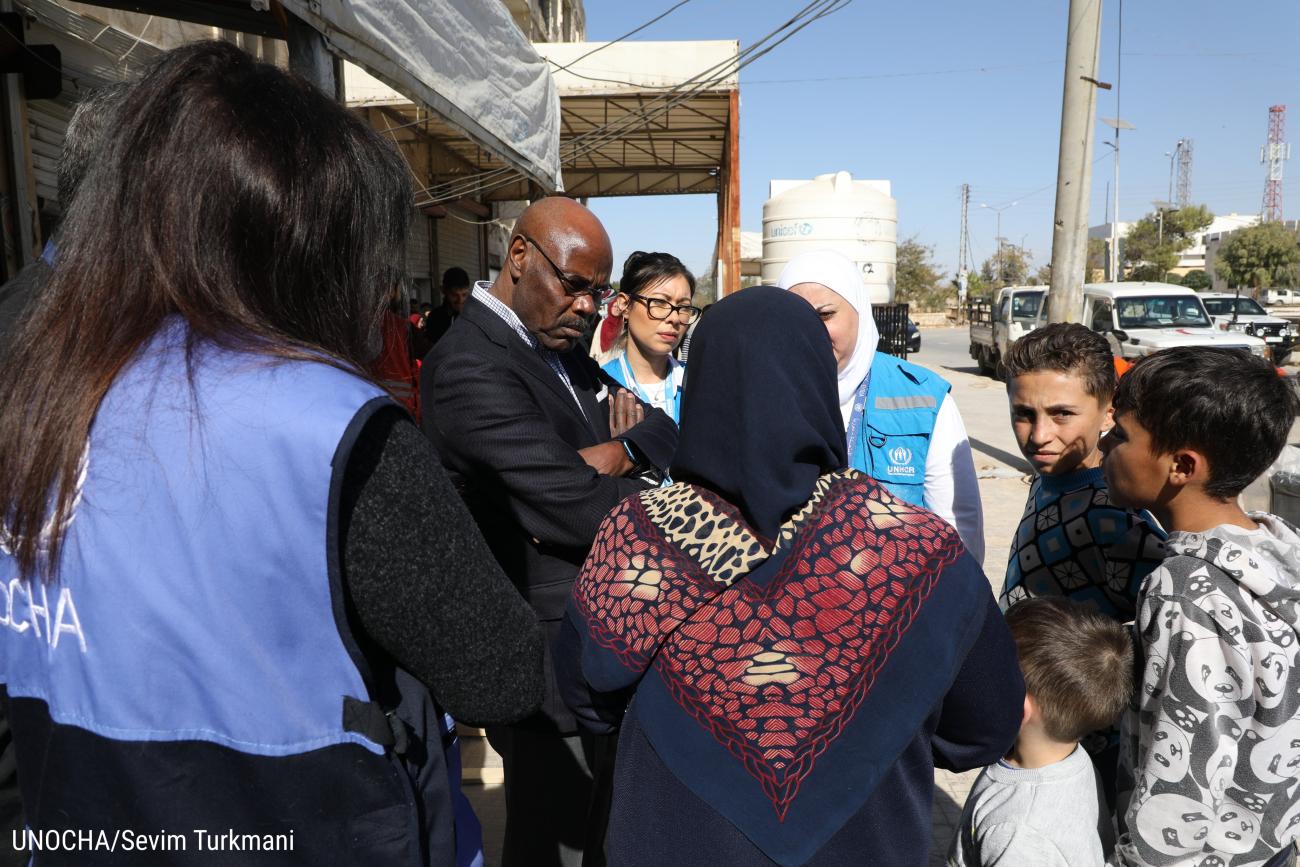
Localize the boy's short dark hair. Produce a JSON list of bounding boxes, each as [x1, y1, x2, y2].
[[1113, 347, 1299, 499], [1005, 597, 1133, 743], [1002, 323, 1116, 401]]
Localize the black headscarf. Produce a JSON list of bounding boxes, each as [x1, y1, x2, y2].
[[671, 286, 846, 540]]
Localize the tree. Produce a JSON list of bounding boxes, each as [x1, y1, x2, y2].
[[1180, 270, 1211, 291], [1030, 264, 1052, 286], [1086, 238, 1107, 281], [1214, 222, 1300, 293], [979, 244, 1030, 288], [1122, 204, 1214, 280], [894, 237, 949, 311]]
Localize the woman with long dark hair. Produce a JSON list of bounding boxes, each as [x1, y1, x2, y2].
[[0, 41, 542, 865]]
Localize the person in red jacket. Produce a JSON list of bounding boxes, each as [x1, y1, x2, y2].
[[374, 299, 421, 420]]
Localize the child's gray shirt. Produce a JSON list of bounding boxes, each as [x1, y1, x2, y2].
[[948, 745, 1109, 867]]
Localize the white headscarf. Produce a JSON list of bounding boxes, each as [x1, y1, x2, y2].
[[778, 250, 879, 427]]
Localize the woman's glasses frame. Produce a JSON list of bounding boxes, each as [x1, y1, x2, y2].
[[624, 291, 702, 325]]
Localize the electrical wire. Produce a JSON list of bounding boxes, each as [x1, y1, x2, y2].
[[410, 0, 852, 206], [547, 0, 696, 74], [745, 59, 1060, 85]]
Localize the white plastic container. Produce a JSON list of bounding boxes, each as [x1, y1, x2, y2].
[[761, 170, 898, 304]]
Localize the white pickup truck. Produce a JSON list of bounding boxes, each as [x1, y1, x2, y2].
[[1082, 282, 1269, 360], [968, 286, 1045, 376]]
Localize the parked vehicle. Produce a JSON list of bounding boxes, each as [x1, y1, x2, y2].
[[906, 319, 921, 353], [968, 286, 1044, 376], [1264, 288, 1299, 306], [1200, 292, 1296, 361], [1082, 282, 1268, 360]]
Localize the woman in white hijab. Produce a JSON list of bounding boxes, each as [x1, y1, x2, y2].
[[780, 249, 985, 562]]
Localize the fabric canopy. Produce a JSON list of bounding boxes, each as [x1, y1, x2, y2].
[[282, 0, 561, 191]]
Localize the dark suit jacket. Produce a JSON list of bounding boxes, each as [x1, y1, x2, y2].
[[422, 295, 678, 731]]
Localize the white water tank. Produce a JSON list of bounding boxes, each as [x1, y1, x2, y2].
[[761, 171, 898, 304]]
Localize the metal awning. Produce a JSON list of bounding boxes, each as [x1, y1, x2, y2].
[[360, 39, 740, 205], [77, 0, 561, 191]]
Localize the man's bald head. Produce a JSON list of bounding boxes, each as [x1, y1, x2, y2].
[[496, 197, 613, 352], [514, 196, 612, 264]]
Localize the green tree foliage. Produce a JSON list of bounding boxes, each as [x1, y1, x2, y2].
[[1122, 205, 1214, 279], [894, 237, 950, 311], [978, 244, 1030, 288], [1214, 223, 1300, 292], [1030, 264, 1052, 286], [1180, 270, 1211, 291], [1087, 238, 1107, 281]]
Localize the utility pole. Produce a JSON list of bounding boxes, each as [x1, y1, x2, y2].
[[981, 201, 1018, 286], [1047, 0, 1104, 323], [957, 183, 971, 300], [1176, 138, 1193, 208]]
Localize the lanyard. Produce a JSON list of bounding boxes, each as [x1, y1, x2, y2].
[[618, 354, 678, 421], [844, 372, 871, 468]]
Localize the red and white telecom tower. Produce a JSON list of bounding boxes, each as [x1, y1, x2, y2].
[[1261, 105, 1291, 222]]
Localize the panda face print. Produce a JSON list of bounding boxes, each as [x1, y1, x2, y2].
[[1184, 638, 1250, 703], [1169, 704, 1203, 732], [1206, 803, 1262, 855], [1144, 650, 1170, 703], [1254, 649, 1295, 709], [1148, 720, 1193, 783], [1194, 592, 1244, 641], [1248, 718, 1300, 785], [1136, 793, 1211, 857]]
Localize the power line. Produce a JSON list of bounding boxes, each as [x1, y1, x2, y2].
[[547, 0, 696, 74], [745, 59, 1058, 85], [412, 0, 852, 206]]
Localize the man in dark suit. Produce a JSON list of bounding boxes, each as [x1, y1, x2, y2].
[[423, 197, 677, 867]]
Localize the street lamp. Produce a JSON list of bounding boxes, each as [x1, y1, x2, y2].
[[979, 201, 1018, 285], [1101, 116, 1136, 282], [1152, 200, 1175, 282]]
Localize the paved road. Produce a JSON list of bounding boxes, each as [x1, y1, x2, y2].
[[909, 326, 1030, 476]]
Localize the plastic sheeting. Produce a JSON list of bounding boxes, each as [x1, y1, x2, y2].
[[282, 0, 561, 191]]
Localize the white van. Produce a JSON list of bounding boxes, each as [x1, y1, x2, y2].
[[1083, 282, 1269, 360]]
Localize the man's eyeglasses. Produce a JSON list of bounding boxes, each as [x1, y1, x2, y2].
[[625, 292, 702, 325], [519, 235, 613, 302]]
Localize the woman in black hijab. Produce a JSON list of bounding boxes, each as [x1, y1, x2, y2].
[[560, 287, 1023, 866]]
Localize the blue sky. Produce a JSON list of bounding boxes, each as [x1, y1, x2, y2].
[[580, 0, 1300, 282]]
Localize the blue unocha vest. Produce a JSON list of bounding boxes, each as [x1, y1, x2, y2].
[[850, 353, 951, 508], [0, 321, 463, 866]]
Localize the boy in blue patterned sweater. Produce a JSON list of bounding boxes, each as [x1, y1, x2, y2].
[[1000, 324, 1165, 621], [999, 324, 1166, 807]]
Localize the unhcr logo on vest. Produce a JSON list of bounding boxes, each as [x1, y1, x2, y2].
[[887, 446, 916, 477]]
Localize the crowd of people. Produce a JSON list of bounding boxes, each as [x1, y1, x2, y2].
[[0, 39, 1298, 867]]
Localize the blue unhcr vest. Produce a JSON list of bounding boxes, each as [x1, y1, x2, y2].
[[850, 353, 951, 508], [601, 352, 684, 423], [0, 321, 465, 866]]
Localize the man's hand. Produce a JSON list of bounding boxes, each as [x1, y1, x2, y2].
[[608, 388, 644, 438], [577, 441, 633, 476]]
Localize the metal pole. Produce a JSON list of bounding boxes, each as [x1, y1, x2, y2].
[[1046, 0, 1104, 322], [1110, 0, 1123, 283], [287, 14, 338, 98], [997, 210, 1003, 284]]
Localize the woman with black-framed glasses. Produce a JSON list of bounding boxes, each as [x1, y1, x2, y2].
[[600, 251, 697, 424]]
